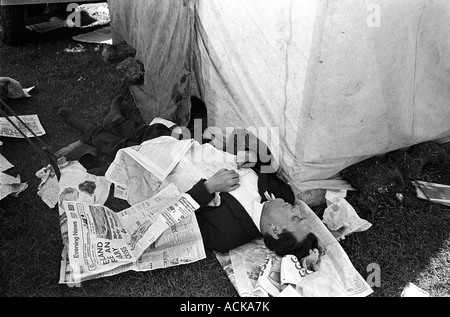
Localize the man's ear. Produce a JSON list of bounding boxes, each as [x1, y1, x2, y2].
[[269, 224, 280, 240]]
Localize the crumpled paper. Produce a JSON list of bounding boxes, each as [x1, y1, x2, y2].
[[251, 251, 324, 297], [0, 172, 28, 200], [0, 77, 34, 100], [0, 153, 13, 172], [325, 189, 347, 206], [322, 197, 372, 241], [0, 153, 28, 200]]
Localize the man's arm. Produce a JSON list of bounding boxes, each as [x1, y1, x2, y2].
[[186, 168, 240, 208], [204, 169, 240, 193]]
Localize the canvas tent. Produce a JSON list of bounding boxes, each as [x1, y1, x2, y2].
[[108, 0, 450, 202]]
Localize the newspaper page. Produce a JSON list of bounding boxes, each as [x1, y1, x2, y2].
[[105, 136, 194, 185], [37, 159, 111, 211], [114, 183, 200, 258], [129, 213, 206, 271], [252, 255, 283, 297], [59, 212, 206, 284], [59, 244, 128, 286], [215, 200, 373, 297], [105, 138, 246, 206], [165, 141, 240, 193], [36, 163, 61, 209], [214, 239, 273, 297], [63, 183, 201, 281], [0, 114, 46, 138], [54, 160, 112, 244]]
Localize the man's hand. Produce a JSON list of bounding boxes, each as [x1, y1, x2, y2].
[[204, 169, 240, 194], [236, 150, 257, 169], [301, 248, 322, 272]]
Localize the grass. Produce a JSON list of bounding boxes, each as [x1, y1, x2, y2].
[[1, 3, 449, 298]]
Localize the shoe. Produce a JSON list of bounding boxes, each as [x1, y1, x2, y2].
[[79, 146, 99, 169], [103, 95, 125, 131], [58, 108, 96, 136]]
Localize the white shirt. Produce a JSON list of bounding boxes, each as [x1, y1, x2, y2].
[[230, 168, 264, 231], [210, 168, 264, 232]]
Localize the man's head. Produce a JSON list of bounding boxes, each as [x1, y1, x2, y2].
[[260, 198, 311, 242], [260, 198, 319, 259]]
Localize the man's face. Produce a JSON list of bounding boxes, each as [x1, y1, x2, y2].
[[264, 198, 312, 242]]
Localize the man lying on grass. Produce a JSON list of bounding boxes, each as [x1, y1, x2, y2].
[[58, 95, 321, 263]]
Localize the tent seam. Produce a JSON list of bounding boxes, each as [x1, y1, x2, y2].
[[412, 1, 426, 139], [282, 0, 294, 141]]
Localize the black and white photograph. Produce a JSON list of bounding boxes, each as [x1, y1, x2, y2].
[[1, 0, 449, 303]]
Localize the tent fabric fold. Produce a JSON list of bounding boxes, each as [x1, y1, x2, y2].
[[109, 0, 194, 126]]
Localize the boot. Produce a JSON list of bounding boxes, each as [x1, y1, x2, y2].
[[103, 95, 125, 131], [58, 108, 97, 137]]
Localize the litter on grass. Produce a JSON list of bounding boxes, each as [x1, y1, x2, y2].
[[72, 26, 112, 45], [401, 282, 430, 297], [413, 180, 450, 207], [0, 153, 13, 172], [0, 153, 28, 200], [26, 17, 67, 33], [0, 77, 34, 100], [322, 196, 372, 241], [0, 114, 46, 138], [64, 44, 86, 53], [0, 172, 28, 200]]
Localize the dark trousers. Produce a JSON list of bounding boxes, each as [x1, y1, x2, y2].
[[86, 117, 174, 158]]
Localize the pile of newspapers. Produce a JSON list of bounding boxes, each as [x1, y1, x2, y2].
[[38, 136, 207, 285]]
